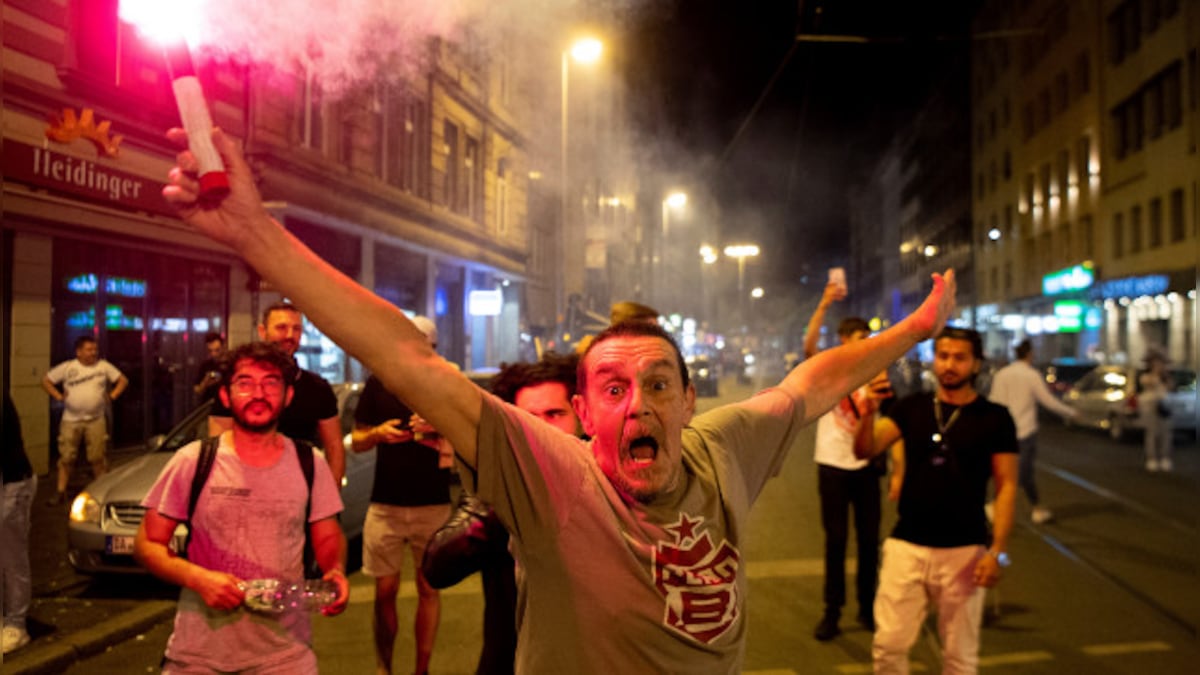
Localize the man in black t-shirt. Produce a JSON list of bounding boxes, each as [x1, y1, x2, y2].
[[193, 331, 227, 404], [351, 316, 451, 675], [857, 327, 1018, 674], [207, 303, 345, 485]]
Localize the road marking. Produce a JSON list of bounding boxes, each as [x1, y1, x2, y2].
[[1082, 641, 1172, 656], [977, 650, 1055, 666]]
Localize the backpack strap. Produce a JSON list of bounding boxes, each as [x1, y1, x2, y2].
[[294, 439, 318, 577], [184, 436, 221, 556]]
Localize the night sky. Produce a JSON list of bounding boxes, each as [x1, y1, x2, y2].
[[625, 0, 981, 295]]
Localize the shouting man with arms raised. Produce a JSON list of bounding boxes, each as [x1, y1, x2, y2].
[[163, 128, 957, 673]]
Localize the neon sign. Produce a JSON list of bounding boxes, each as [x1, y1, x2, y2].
[[1042, 263, 1094, 296]]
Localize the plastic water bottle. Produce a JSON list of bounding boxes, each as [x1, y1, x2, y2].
[[242, 578, 337, 614]]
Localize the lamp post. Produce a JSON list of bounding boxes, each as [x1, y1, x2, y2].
[[558, 38, 603, 342], [659, 191, 687, 308], [723, 244, 760, 331]]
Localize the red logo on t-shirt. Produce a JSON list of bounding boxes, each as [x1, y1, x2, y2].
[[653, 512, 741, 644]]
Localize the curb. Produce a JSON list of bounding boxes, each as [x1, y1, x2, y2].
[[2, 601, 176, 675]]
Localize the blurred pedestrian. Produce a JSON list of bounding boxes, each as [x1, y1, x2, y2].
[[2, 393, 36, 655], [209, 302, 346, 485], [350, 316, 452, 675], [41, 336, 128, 506], [857, 327, 1019, 674], [193, 331, 227, 403], [1138, 350, 1174, 472], [163, 126, 957, 672], [803, 281, 890, 640], [987, 339, 1078, 524], [422, 352, 582, 675], [135, 342, 348, 674]]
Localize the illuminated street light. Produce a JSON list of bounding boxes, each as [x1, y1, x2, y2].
[[559, 37, 603, 337], [923, 244, 938, 257], [750, 287, 764, 299], [723, 244, 761, 293], [988, 228, 1001, 241], [659, 190, 689, 305], [699, 244, 719, 264], [665, 191, 688, 209]]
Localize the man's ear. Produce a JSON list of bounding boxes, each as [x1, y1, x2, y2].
[[218, 386, 231, 409], [571, 394, 595, 438], [282, 385, 295, 409], [683, 383, 696, 423]]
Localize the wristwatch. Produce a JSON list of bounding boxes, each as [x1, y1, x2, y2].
[[987, 549, 1011, 568]]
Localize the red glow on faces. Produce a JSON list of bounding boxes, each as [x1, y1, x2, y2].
[[118, 0, 204, 46]]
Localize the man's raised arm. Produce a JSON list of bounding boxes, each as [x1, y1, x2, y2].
[[163, 128, 482, 466], [780, 270, 956, 425]]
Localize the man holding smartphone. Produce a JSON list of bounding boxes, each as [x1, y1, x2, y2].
[[803, 277, 892, 641]]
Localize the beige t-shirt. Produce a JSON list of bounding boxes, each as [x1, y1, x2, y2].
[[464, 388, 800, 674]]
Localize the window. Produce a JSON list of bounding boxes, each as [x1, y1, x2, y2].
[[1039, 88, 1051, 126], [1004, 262, 1012, 292], [1005, 204, 1014, 236], [443, 120, 460, 210], [1168, 188, 1184, 242], [990, 267, 999, 296], [301, 67, 325, 152], [1075, 51, 1091, 97], [496, 158, 510, 236], [1144, 0, 1161, 34], [1112, 212, 1124, 258], [1024, 172, 1036, 212], [66, 1, 175, 111], [1076, 136, 1091, 190], [464, 136, 480, 219], [1055, 71, 1070, 112], [1062, 221, 1073, 259], [1022, 101, 1035, 139], [385, 90, 425, 195], [1057, 150, 1070, 207], [1146, 76, 1164, 139], [1039, 163, 1052, 212], [1129, 205, 1143, 253], [1002, 97, 1011, 127], [1002, 150, 1011, 180], [989, 160, 997, 191], [1148, 197, 1163, 248], [1081, 215, 1094, 257], [1163, 62, 1182, 130]]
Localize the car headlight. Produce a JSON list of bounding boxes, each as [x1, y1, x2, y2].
[[698, 368, 710, 378], [69, 492, 101, 524]]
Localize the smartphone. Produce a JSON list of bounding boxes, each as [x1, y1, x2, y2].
[[829, 267, 847, 295]]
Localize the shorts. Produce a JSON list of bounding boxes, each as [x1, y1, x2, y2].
[[58, 417, 108, 466], [362, 502, 451, 578]]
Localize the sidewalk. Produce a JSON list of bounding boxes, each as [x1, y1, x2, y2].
[[3, 449, 177, 675]]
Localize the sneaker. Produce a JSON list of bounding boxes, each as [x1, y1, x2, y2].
[[813, 611, 841, 641], [1031, 507, 1054, 524], [1146, 459, 1161, 472], [1159, 458, 1174, 472], [2, 626, 31, 654], [45, 491, 66, 506], [984, 501, 995, 522]]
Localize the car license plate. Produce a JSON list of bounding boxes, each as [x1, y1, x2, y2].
[[107, 535, 135, 555]]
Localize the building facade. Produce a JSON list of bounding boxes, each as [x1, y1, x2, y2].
[[2, 0, 545, 471], [971, 0, 1197, 366]]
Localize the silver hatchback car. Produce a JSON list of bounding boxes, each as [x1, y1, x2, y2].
[[67, 383, 374, 575], [1064, 365, 1197, 441]]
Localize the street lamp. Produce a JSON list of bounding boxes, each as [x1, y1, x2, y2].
[[559, 37, 603, 340], [659, 191, 688, 307], [723, 244, 760, 295]]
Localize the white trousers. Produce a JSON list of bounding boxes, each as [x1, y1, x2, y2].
[[872, 537, 986, 675]]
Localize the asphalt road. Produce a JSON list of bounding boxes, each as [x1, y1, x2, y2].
[[10, 375, 1198, 674]]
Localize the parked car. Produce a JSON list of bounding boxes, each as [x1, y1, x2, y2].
[[687, 355, 719, 397], [1041, 358, 1100, 398], [67, 384, 375, 575], [1063, 365, 1197, 441]]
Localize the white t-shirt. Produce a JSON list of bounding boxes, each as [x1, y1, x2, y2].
[[45, 358, 124, 422], [813, 385, 870, 470], [988, 360, 1076, 440]]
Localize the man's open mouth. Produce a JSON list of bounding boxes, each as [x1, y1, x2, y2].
[[628, 436, 659, 464]]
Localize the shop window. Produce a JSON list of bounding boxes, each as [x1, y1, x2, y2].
[[1075, 51, 1091, 97], [374, 243, 426, 313], [1081, 215, 1095, 258], [284, 219, 362, 383], [52, 239, 228, 447]]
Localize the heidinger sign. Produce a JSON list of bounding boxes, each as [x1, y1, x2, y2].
[[1042, 263, 1095, 296], [3, 139, 171, 216]]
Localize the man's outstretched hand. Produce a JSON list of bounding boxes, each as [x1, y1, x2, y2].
[[909, 269, 957, 340], [162, 127, 270, 251]]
